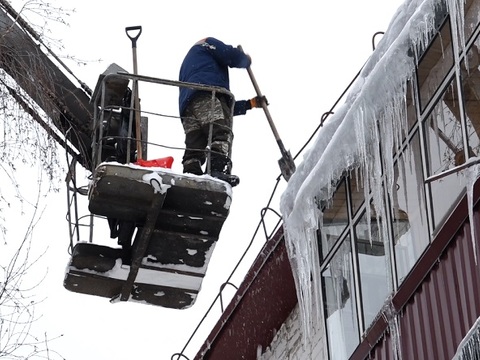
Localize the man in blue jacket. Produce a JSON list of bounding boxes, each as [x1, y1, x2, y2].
[[179, 37, 266, 187]]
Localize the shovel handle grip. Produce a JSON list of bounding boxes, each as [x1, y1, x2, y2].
[[126, 26, 142, 47]]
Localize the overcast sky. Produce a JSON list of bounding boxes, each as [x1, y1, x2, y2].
[[4, 0, 406, 359]]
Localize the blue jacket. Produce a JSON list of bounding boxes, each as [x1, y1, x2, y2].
[[179, 37, 252, 117]]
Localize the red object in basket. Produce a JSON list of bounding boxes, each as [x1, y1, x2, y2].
[[135, 156, 174, 169]]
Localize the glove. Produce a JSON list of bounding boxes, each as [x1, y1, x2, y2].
[[249, 95, 269, 109]]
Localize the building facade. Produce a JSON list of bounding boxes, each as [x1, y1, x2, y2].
[[195, 0, 480, 359]]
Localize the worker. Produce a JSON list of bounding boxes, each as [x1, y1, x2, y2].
[[179, 37, 267, 187]]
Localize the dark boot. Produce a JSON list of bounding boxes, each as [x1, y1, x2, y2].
[[210, 170, 240, 187], [210, 155, 240, 187], [183, 159, 203, 175]]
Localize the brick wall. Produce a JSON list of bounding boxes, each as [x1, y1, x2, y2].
[[258, 305, 328, 360]]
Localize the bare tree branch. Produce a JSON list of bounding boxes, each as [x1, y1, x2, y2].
[[0, 1, 81, 358]]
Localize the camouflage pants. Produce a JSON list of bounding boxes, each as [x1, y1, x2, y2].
[[181, 92, 233, 171]]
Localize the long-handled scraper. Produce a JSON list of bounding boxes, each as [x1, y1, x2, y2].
[[239, 45, 296, 182], [125, 26, 143, 160]]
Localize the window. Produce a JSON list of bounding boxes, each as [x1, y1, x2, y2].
[[424, 78, 468, 229], [354, 209, 390, 330], [460, 36, 480, 158], [417, 19, 454, 113], [349, 173, 365, 218], [322, 236, 359, 360], [392, 131, 430, 284], [318, 179, 349, 261], [393, 81, 418, 153], [463, 0, 480, 45], [319, 6, 480, 358]]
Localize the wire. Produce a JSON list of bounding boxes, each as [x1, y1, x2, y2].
[[174, 176, 283, 360], [174, 30, 382, 359]]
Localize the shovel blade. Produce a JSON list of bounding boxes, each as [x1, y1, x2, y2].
[[278, 151, 296, 182]]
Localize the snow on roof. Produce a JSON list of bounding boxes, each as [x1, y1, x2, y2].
[[279, 0, 465, 338]]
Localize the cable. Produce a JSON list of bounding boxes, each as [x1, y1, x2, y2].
[[290, 30, 385, 164], [174, 30, 383, 359], [174, 176, 283, 360]]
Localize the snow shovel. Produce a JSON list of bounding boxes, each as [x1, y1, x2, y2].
[[239, 46, 296, 181], [126, 25, 143, 160]]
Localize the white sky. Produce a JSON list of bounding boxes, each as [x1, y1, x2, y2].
[[3, 0, 406, 359]]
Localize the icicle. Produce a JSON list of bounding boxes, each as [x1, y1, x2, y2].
[[283, 198, 323, 343], [382, 298, 403, 360], [463, 161, 480, 265], [453, 316, 480, 360], [446, 0, 467, 66], [279, 0, 448, 350]]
